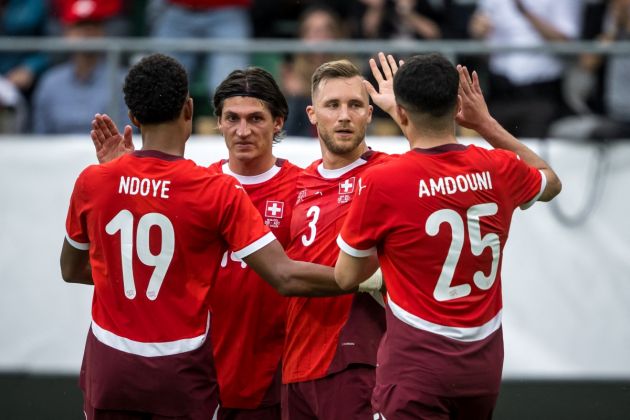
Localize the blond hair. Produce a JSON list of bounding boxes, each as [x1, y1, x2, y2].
[[311, 59, 361, 98]]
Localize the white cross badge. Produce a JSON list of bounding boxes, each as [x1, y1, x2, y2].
[[265, 200, 284, 219], [339, 177, 356, 194]]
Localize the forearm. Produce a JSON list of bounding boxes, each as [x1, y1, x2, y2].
[[280, 261, 355, 297], [60, 239, 94, 285], [477, 118, 562, 201]]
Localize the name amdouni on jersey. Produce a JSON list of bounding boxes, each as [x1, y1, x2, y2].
[[418, 171, 493, 198], [118, 176, 171, 198]]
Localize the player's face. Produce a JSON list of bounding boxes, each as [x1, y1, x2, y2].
[[307, 76, 372, 156], [218, 96, 283, 163]]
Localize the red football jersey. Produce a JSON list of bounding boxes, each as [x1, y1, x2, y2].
[[338, 144, 545, 341], [65, 151, 274, 355], [283, 150, 390, 384], [207, 158, 300, 409]]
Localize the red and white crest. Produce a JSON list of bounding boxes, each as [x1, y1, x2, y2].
[[265, 200, 285, 219], [339, 177, 356, 194]]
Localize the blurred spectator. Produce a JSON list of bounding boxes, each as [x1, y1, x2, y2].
[[150, 0, 252, 98], [353, 0, 445, 40], [32, 0, 126, 134], [550, 0, 630, 140], [469, 0, 583, 138], [281, 4, 348, 137], [49, 0, 130, 37], [0, 0, 49, 132]]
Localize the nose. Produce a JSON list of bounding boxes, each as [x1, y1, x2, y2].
[[337, 104, 350, 122], [236, 119, 251, 137]]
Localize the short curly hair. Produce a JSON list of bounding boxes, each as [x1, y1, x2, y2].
[[123, 53, 189, 125], [393, 53, 459, 118], [213, 67, 288, 143]]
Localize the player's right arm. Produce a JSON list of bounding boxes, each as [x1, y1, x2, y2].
[[243, 241, 357, 297], [455, 65, 562, 202], [91, 113, 134, 164]]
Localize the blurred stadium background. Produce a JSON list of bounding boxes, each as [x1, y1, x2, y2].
[[1, 0, 630, 418]]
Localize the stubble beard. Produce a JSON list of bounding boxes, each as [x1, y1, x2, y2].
[[319, 127, 366, 156]]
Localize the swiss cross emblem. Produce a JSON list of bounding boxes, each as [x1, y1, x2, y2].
[[339, 177, 356, 194], [265, 200, 284, 219]]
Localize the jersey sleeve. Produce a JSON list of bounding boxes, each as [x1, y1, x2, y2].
[[495, 149, 546, 210], [337, 169, 388, 258], [216, 176, 275, 259], [65, 169, 91, 250]]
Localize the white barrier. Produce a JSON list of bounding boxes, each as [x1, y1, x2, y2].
[[0, 136, 629, 378]]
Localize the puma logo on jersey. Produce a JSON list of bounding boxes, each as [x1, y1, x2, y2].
[[220, 250, 247, 269], [358, 177, 367, 194]]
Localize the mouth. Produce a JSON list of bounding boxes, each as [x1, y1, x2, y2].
[[334, 128, 354, 138]]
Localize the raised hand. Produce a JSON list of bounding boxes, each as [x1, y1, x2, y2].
[[455, 64, 492, 133], [364, 52, 404, 125], [91, 114, 134, 164]]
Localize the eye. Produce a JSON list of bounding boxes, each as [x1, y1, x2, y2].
[[225, 115, 238, 123]]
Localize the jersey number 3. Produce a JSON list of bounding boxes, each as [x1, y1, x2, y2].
[[106, 210, 175, 301], [301, 205, 320, 246], [426, 203, 500, 302]]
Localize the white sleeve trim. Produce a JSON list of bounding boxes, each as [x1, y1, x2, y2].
[[234, 231, 276, 259], [336, 234, 376, 258], [65, 233, 89, 250], [520, 170, 547, 210]]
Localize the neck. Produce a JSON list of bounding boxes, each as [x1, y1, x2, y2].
[[228, 154, 277, 176], [404, 125, 458, 150], [140, 123, 187, 157], [320, 140, 369, 169]]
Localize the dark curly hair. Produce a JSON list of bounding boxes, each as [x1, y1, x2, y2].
[[123, 53, 189, 125], [213, 67, 288, 143], [393, 53, 459, 118]]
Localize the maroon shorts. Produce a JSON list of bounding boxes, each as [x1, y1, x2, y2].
[[84, 397, 218, 420], [281, 365, 375, 420], [217, 404, 280, 420], [81, 327, 219, 419], [373, 309, 503, 419], [373, 387, 498, 420]]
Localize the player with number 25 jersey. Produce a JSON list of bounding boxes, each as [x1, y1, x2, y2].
[[65, 150, 273, 417], [338, 144, 545, 407]]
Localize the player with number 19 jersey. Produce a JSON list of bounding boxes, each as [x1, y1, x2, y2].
[[338, 144, 545, 403], [283, 150, 390, 385], [207, 158, 300, 410], [65, 150, 274, 417]]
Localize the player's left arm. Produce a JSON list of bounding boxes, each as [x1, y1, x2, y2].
[[456, 65, 562, 202], [60, 239, 93, 285], [335, 251, 380, 291]]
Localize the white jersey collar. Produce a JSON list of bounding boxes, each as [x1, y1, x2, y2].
[[316, 157, 367, 179], [222, 161, 281, 185]]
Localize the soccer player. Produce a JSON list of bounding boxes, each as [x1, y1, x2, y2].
[[60, 53, 349, 420], [89, 62, 384, 419], [335, 53, 562, 419], [281, 59, 390, 419], [206, 68, 299, 419]]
